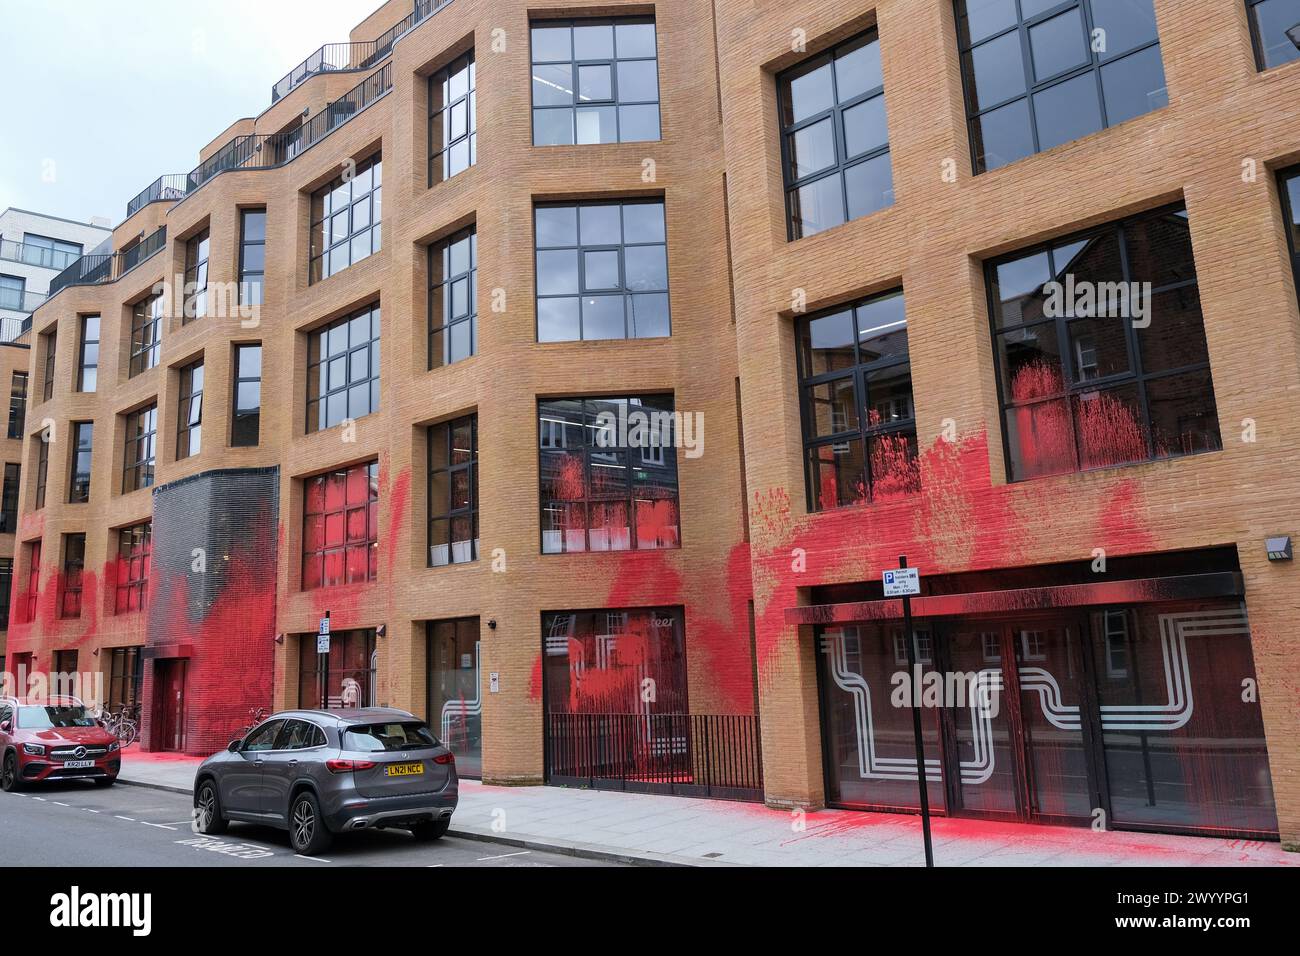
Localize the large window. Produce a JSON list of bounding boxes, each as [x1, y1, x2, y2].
[[34, 435, 48, 509], [0, 463, 18, 532], [956, 0, 1167, 173], [535, 200, 669, 342], [60, 534, 85, 619], [21, 233, 81, 270], [796, 289, 919, 512], [429, 51, 476, 185], [309, 155, 382, 283], [989, 204, 1220, 481], [239, 209, 266, 307], [307, 304, 380, 432], [24, 540, 40, 624], [427, 618, 482, 776], [122, 404, 158, 493], [177, 360, 203, 460], [232, 344, 262, 446], [428, 414, 477, 566], [7, 371, 26, 439], [77, 315, 99, 392], [107, 647, 144, 710], [1281, 166, 1300, 305], [183, 227, 210, 323], [1248, 0, 1300, 70], [0, 558, 11, 630], [543, 607, 688, 714], [429, 227, 477, 367], [298, 628, 375, 709], [130, 294, 163, 376], [778, 29, 893, 240], [531, 17, 660, 145], [69, 422, 92, 503], [115, 523, 151, 614], [302, 460, 379, 590], [539, 396, 680, 553], [0, 275, 24, 312]]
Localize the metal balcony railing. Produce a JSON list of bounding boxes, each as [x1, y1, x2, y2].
[[0, 286, 47, 313], [0, 238, 81, 271], [270, 0, 452, 103], [0, 315, 31, 343], [47, 226, 166, 297], [125, 174, 189, 219]]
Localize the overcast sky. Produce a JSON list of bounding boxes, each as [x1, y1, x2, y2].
[[0, 0, 374, 227]]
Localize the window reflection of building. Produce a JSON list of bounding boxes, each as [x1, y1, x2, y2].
[[298, 629, 376, 710]]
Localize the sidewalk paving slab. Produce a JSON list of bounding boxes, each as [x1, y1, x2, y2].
[[115, 753, 1298, 868]]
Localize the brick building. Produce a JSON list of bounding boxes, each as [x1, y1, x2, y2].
[[8, 0, 1300, 845]]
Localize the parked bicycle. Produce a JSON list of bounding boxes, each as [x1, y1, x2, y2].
[[94, 704, 139, 750], [235, 706, 268, 740]]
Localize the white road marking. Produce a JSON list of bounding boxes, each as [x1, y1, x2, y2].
[[158, 821, 194, 827], [114, 815, 136, 822], [476, 850, 531, 861], [142, 822, 178, 830], [32, 797, 46, 802], [427, 864, 445, 868], [83, 808, 100, 813], [295, 855, 331, 863], [52, 801, 69, 806]]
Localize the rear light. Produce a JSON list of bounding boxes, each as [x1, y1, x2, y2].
[[326, 759, 377, 773], [433, 752, 455, 765]]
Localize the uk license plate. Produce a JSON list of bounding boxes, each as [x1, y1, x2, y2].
[[386, 762, 423, 777], [63, 760, 95, 769]]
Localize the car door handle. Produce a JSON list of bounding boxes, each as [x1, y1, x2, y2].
[[253, 759, 264, 767], [287, 759, 298, 767]]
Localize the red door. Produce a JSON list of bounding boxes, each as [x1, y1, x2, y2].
[[154, 661, 187, 752]]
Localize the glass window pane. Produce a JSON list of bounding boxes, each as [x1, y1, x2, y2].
[[575, 105, 617, 144], [856, 292, 909, 361], [1090, 0, 1159, 60], [1100, 45, 1168, 125], [583, 250, 620, 290], [579, 204, 621, 244], [532, 26, 571, 62], [581, 295, 626, 340], [1073, 384, 1147, 470], [805, 378, 859, 438], [791, 174, 846, 239], [842, 95, 888, 158], [1145, 369, 1222, 458], [998, 322, 1065, 402], [781, 58, 834, 125], [535, 206, 578, 247], [1004, 397, 1076, 480], [1065, 317, 1131, 381], [1032, 73, 1103, 151], [615, 22, 657, 59], [799, 308, 856, 377], [1251, 0, 1300, 69], [533, 64, 573, 105], [972, 97, 1035, 172], [788, 117, 837, 180], [537, 249, 579, 294], [617, 104, 660, 142], [538, 297, 580, 342], [868, 430, 921, 501], [964, 32, 1026, 111], [625, 245, 668, 291], [629, 293, 670, 338], [807, 440, 867, 510], [573, 23, 614, 59], [958, 0, 1019, 46], [617, 59, 658, 101], [844, 151, 893, 220], [1138, 289, 1210, 372], [533, 108, 574, 145], [833, 32, 883, 101], [623, 202, 665, 243], [1029, 8, 1090, 81], [578, 63, 612, 102]]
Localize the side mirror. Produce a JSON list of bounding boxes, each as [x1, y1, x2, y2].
[[227, 738, 242, 753], [0, 720, 11, 733]]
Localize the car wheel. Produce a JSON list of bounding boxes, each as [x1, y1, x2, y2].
[[289, 791, 333, 855], [93, 776, 117, 788], [1, 752, 22, 792], [194, 779, 229, 835], [411, 817, 450, 841]]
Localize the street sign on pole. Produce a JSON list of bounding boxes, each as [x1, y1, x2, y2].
[[889, 556, 934, 868], [317, 612, 331, 654]]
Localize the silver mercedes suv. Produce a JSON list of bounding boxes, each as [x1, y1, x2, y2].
[[193, 707, 458, 855]]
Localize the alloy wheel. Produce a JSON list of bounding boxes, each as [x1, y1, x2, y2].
[[196, 785, 215, 831], [292, 799, 315, 849]]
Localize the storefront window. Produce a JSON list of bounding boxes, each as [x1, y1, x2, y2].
[[298, 629, 376, 710], [543, 607, 687, 714]]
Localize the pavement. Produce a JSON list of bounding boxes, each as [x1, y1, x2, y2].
[[115, 751, 1299, 867]]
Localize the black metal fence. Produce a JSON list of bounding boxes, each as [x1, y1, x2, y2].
[[546, 712, 764, 802], [125, 175, 188, 219], [48, 226, 166, 297]]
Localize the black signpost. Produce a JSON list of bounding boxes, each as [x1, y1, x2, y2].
[[893, 554, 935, 868]]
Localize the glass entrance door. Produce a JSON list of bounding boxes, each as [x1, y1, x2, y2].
[[945, 629, 1019, 816]]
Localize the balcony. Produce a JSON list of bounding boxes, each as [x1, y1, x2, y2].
[[0, 238, 81, 272], [270, 0, 452, 103], [47, 225, 167, 298], [125, 174, 189, 220], [0, 315, 32, 343], [0, 286, 46, 314]]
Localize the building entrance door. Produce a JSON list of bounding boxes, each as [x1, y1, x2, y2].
[[154, 660, 187, 752]]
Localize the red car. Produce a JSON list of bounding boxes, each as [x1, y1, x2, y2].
[[0, 696, 121, 791]]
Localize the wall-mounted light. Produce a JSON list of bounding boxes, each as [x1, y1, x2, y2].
[[92, 647, 100, 657], [274, 633, 285, 645], [487, 619, 497, 631], [1266, 536, 1293, 562], [376, 624, 387, 638]]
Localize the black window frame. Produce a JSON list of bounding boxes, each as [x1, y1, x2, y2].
[[176, 360, 204, 460], [306, 303, 381, 433], [955, 0, 1168, 174], [7, 371, 27, 440], [1247, 0, 1300, 71], [986, 202, 1221, 482], [309, 154, 382, 284], [122, 404, 158, 494], [428, 49, 476, 186], [232, 344, 262, 447], [34, 434, 48, 510], [1280, 165, 1300, 307], [0, 557, 12, 630], [534, 198, 671, 342], [776, 27, 893, 241], [129, 294, 163, 377], [0, 462, 19, 532], [537, 395, 681, 554], [59, 533, 86, 620], [427, 413, 478, 567], [41, 329, 55, 402], [529, 16, 661, 146], [77, 315, 99, 393], [795, 288, 920, 512], [183, 226, 210, 324], [115, 523, 151, 614], [429, 226, 477, 367], [239, 208, 266, 307], [68, 421, 93, 503]]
